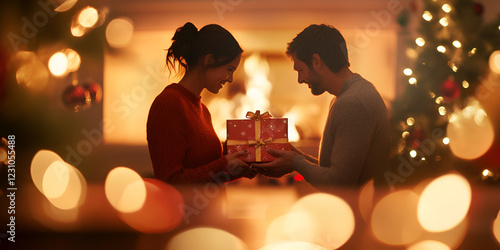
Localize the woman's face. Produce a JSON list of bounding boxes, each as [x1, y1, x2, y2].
[[204, 54, 241, 94]]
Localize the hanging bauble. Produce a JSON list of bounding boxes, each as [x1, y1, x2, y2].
[[410, 0, 418, 13], [473, 2, 484, 16], [63, 85, 91, 112], [397, 10, 410, 27], [83, 81, 102, 104], [440, 79, 461, 103], [408, 126, 426, 149]]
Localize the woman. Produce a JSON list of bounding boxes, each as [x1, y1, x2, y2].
[[147, 22, 254, 184]]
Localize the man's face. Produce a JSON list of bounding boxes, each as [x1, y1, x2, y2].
[[292, 53, 325, 95]]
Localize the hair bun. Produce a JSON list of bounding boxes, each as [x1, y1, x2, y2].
[[172, 22, 198, 44]]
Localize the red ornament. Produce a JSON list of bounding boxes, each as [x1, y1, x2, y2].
[[63, 85, 91, 112], [83, 81, 102, 104], [473, 2, 484, 15], [440, 79, 461, 103], [408, 127, 426, 149], [410, 0, 418, 13]]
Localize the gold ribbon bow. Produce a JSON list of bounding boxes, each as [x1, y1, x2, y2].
[[246, 110, 271, 121]]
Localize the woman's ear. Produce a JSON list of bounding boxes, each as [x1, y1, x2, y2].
[[204, 54, 216, 67]]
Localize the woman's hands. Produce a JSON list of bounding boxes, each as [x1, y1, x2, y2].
[[225, 150, 257, 179]]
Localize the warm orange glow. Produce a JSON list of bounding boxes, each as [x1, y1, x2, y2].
[[166, 227, 246, 250], [407, 240, 451, 250], [78, 6, 98, 28], [447, 99, 494, 159], [418, 174, 471, 232], [371, 190, 422, 245], [493, 210, 500, 244], [31, 150, 64, 194], [489, 50, 500, 74], [104, 167, 146, 213], [283, 108, 300, 142], [266, 212, 314, 245], [358, 179, 375, 222], [414, 218, 468, 249], [259, 241, 327, 250], [15, 51, 49, 91], [55, 0, 77, 12], [62, 48, 81, 72], [244, 53, 272, 112], [42, 199, 79, 223], [288, 193, 354, 249], [43, 161, 87, 210], [106, 18, 134, 48], [48, 52, 69, 77], [119, 178, 183, 233]]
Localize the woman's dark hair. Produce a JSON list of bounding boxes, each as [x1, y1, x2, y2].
[[286, 24, 350, 73], [166, 22, 243, 73]]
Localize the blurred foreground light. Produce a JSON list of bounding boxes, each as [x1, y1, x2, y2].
[[462, 80, 469, 89], [259, 241, 327, 250], [42, 160, 87, 210], [166, 227, 246, 250], [371, 190, 422, 245], [437, 46, 446, 53], [442, 4, 452, 13], [105, 167, 146, 213], [493, 210, 500, 244], [404, 68, 413, 76], [406, 117, 415, 126], [62, 48, 81, 72], [287, 193, 354, 249], [106, 18, 134, 48], [422, 11, 433, 21], [55, 0, 77, 12], [408, 240, 450, 250], [48, 52, 68, 77], [78, 6, 98, 28], [438, 106, 446, 116], [358, 179, 375, 222], [409, 77, 417, 85], [452, 40, 461, 48], [31, 150, 63, 194], [447, 100, 494, 160], [439, 17, 449, 27], [416, 37, 425, 47], [14, 51, 49, 91], [120, 178, 183, 233], [266, 212, 314, 245], [417, 173, 471, 232], [489, 50, 500, 74]]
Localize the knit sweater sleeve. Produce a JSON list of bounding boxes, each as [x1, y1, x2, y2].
[[147, 95, 228, 184], [292, 100, 373, 187]]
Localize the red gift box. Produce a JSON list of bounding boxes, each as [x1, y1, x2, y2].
[[227, 111, 289, 162]]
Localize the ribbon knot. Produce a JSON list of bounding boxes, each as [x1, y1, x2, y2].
[[246, 110, 271, 121], [251, 138, 272, 148]]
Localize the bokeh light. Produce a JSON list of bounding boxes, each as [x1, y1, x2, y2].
[[259, 241, 327, 250], [422, 11, 433, 21], [31, 150, 63, 194], [371, 190, 423, 245], [62, 48, 81, 72], [416, 37, 425, 47], [439, 17, 449, 27], [493, 210, 500, 244], [48, 52, 69, 77], [442, 4, 452, 13], [265, 212, 315, 245], [55, 0, 78, 12], [78, 6, 98, 28], [404, 68, 413, 76], [105, 167, 146, 213], [166, 227, 246, 250], [407, 240, 451, 250], [417, 173, 471, 232], [14, 51, 49, 91], [452, 40, 462, 48], [437, 46, 446, 53], [447, 99, 494, 160], [106, 18, 134, 48], [42, 160, 87, 210], [286, 193, 355, 249], [414, 217, 468, 249], [489, 50, 500, 74], [119, 178, 183, 233]]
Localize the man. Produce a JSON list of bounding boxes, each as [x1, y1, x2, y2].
[[253, 24, 391, 189]]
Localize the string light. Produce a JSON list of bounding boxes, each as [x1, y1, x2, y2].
[[409, 77, 417, 85], [429, 91, 436, 98], [452, 40, 462, 48], [438, 106, 447, 116], [407, 117, 415, 126], [410, 150, 417, 158], [435, 96, 444, 104], [437, 45, 446, 53], [443, 137, 450, 145], [416, 37, 426, 47], [423, 11, 433, 21], [442, 4, 452, 13], [404, 68, 413, 76], [402, 131, 410, 138], [469, 48, 477, 56], [462, 80, 469, 88], [482, 169, 493, 177], [439, 17, 449, 27]]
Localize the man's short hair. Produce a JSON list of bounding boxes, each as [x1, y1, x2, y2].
[[286, 24, 350, 73]]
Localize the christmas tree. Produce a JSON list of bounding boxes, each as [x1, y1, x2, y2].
[[387, 0, 500, 188]]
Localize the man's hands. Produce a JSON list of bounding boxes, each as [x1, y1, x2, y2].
[[251, 147, 299, 178]]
